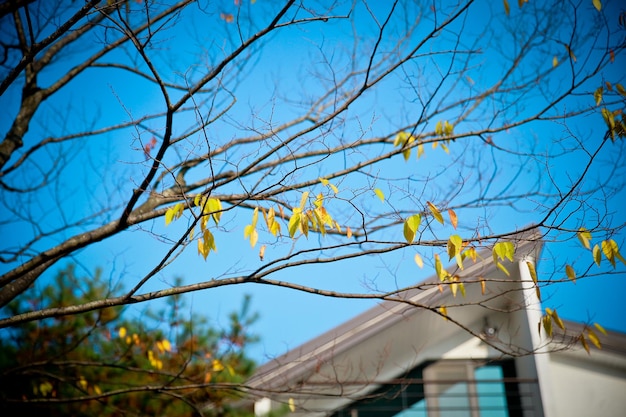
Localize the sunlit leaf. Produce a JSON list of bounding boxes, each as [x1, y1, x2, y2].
[[346, 226, 353, 239], [496, 261, 511, 276], [616, 83, 626, 97], [78, 376, 87, 390], [299, 191, 309, 210], [444, 121, 454, 136], [593, 244, 602, 266], [594, 323, 608, 335], [119, 327, 127, 339], [603, 237, 625, 266], [434, 253, 448, 281], [493, 241, 515, 262], [592, 0, 601, 12], [480, 278, 486, 295], [288, 398, 296, 412], [417, 143, 425, 158], [212, 359, 225, 372], [403, 214, 421, 243], [447, 234, 464, 270], [439, 305, 448, 320], [374, 188, 385, 202], [165, 203, 184, 226], [577, 227, 592, 249], [548, 308, 565, 330], [206, 198, 222, 224], [565, 264, 576, 282], [587, 328, 602, 349], [427, 201, 444, 224], [536, 285, 541, 301], [552, 56, 558, 67], [330, 183, 339, 194], [450, 281, 458, 297], [259, 244, 266, 261], [414, 253, 424, 268], [594, 87, 603, 106], [503, 0, 510, 16], [288, 211, 300, 238], [448, 209, 458, 229], [435, 120, 443, 135], [526, 261, 538, 284]]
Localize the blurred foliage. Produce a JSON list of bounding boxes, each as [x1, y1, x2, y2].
[[0, 264, 258, 416]]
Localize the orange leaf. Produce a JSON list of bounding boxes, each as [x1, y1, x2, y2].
[[448, 209, 458, 229]]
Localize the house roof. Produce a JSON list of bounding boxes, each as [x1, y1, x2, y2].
[[247, 227, 547, 392]]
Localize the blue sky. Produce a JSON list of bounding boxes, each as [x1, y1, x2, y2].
[[1, 0, 625, 365]]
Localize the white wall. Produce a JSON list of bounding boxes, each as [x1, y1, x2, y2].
[[547, 351, 626, 417]]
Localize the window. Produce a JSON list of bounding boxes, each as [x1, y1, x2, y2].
[[332, 360, 531, 417]]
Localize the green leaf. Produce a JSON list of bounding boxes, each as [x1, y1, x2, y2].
[[594, 86, 603, 106], [577, 227, 592, 250], [403, 214, 421, 243], [427, 201, 444, 224], [565, 264, 576, 282], [592, 0, 601, 12]]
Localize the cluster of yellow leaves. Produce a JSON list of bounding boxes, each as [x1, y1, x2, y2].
[[576, 227, 626, 268], [540, 308, 607, 354], [593, 82, 626, 141], [119, 326, 172, 370]]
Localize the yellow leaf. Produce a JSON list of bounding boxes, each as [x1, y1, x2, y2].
[[206, 198, 222, 224], [565, 44, 577, 62], [165, 203, 183, 226], [299, 191, 309, 210], [346, 226, 353, 239], [330, 183, 339, 194], [594, 323, 608, 335], [259, 244, 266, 261], [78, 376, 88, 390], [417, 143, 424, 158], [496, 261, 511, 276], [536, 284, 541, 301], [427, 201, 444, 224], [439, 305, 448, 320], [161, 339, 172, 352], [542, 315, 553, 337], [548, 308, 565, 330], [403, 214, 421, 243], [448, 209, 458, 229], [601, 239, 617, 267], [288, 211, 301, 238], [443, 121, 454, 136], [249, 229, 259, 247], [450, 281, 458, 297], [435, 120, 443, 135], [434, 253, 448, 281], [552, 56, 558, 67], [526, 261, 538, 284], [587, 328, 602, 349], [374, 188, 385, 202], [592, 244, 601, 266], [565, 264, 576, 282], [580, 334, 590, 354], [94, 385, 102, 395], [594, 87, 603, 106], [592, 0, 602, 12], [577, 227, 592, 249], [119, 327, 127, 339], [414, 253, 424, 268], [448, 234, 464, 270], [616, 83, 626, 97], [503, 0, 510, 16], [319, 177, 329, 186], [480, 278, 486, 295], [212, 359, 224, 372], [493, 241, 515, 262], [289, 398, 296, 412]]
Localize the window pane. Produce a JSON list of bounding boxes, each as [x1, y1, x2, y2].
[[475, 366, 509, 417]]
